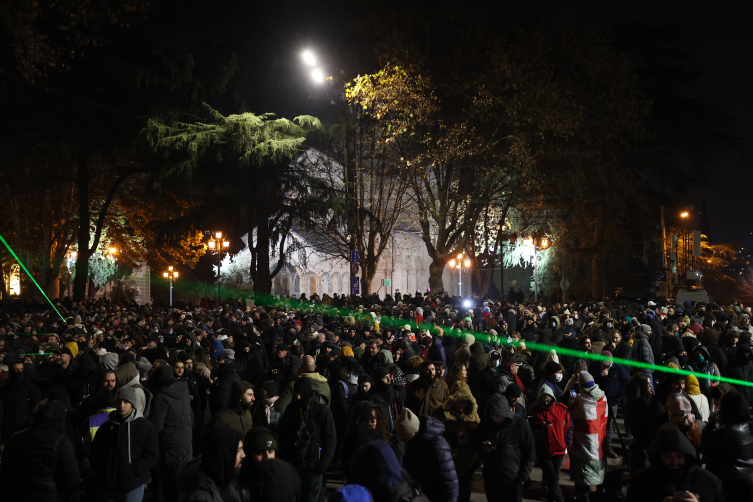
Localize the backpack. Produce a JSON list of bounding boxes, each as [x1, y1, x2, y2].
[[291, 409, 320, 469], [338, 380, 350, 400]]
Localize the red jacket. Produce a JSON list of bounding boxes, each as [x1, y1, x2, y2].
[[528, 401, 573, 456]]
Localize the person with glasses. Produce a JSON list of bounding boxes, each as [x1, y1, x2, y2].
[[661, 393, 704, 454]]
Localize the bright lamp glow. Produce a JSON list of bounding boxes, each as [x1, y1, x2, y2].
[[163, 272, 168, 278], [449, 259, 456, 268], [681, 212, 689, 218], [208, 240, 215, 249], [463, 300, 472, 308], [223, 241, 229, 248], [173, 271, 178, 278], [215, 231, 222, 238], [302, 51, 316, 66], [311, 69, 324, 83], [457, 253, 463, 260], [168, 266, 174, 271], [464, 259, 471, 268], [541, 238, 549, 247], [523, 237, 534, 247], [109, 247, 117, 254]]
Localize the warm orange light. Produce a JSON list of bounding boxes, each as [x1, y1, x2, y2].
[[681, 212, 689, 218], [163, 272, 169, 278], [109, 247, 118, 254], [168, 266, 174, 271], [541, 238, 549, 248], [449, 259, 456, 268], [223, 241, 229, 248], [215, 231, 223, 238], [208, 240, 216, 249], [173, 271, 178, 278], [464, 259, 471, 268], [457, 253, 463, 260]]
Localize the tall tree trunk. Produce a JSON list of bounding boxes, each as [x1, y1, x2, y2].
[[591, 206, 605, 299], [428, 257, 446, 293], [73, 150, 90, 301]]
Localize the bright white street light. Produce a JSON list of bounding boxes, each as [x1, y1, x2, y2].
[[302, 51, 316, 66], [311, 68, 324, 83]]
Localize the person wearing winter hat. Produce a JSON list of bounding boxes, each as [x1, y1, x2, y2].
[[569, 371, 608, 499], [405, 359, 449, 416], [684, 375, 709, 421], [399, 407, 459, 502], [588, 351, 629, 459], [243, 426, 278, 463], [351, 440, 430, 502], [89, 387, 159, 502], [529, 384, 573, 502], [538, 361, 564, 403], [209, 381, 255, 437], [476, 394, 535, 502]]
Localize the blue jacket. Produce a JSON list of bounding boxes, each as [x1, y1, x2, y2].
[[403, 416, 459, 502], [428, 337, 447, 367]]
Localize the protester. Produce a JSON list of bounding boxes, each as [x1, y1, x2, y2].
[[176, 427, 245, 502], [529, 385, 573, 502]]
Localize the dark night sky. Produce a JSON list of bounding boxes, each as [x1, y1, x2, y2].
[[564, 0, 753, 246]]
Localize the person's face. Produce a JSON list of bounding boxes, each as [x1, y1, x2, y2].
[[423, 364, 436, 379], [359, 381, 371, 393], [173, 362, 185, 378], [459, 365, 467, 379], [243, 389, 255, 405], [581, 339, 592, 350], [380, 374, 391, 385], [58, 354, 71, 366], [235, 441, 246, 472], [102, 372, 117, 390], [116, 398, 133, 418], [669, 379, 686, 394], [363, 409, 378, 429], [11, 362, 24, 373], [277, 348, 288, 358], [185, 359, 194, 372], [148, 341, 157, 349], [250, 449, 275, 463], [732, 337, 739, 346], [539, 395, 554, 407], [508, 396, 519, 406], [611, 332, 622, 345], [317, 333, 326, 343], [368, 344, 379, 356], [668, 400, 694, 430], [661, 451, 686, 470]]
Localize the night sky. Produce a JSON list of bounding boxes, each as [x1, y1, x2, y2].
[[562, 0, 753, 247]]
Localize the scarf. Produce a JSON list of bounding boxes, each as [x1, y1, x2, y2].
[[263, 396, 279, 423]]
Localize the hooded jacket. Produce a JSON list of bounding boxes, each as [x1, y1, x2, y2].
[[701, 391, 753, 480], [148, 370, 193, 449], [468, 342, 488, 382], [403, 416, 459, 502], [528, 385, 573, 456], [434, 390, 480, 475], [90, 408, 159, 497], [0, 400, 80, 502], [176, 430, 243, 502], [352, 440, 430, 502], [427, 337, 447, 367], [723, 343, 753, 405], [626, 428, 723, 502], [476, 394, 535, 485], [0, 365, 42, 440], [454, 334, 476, 365], [275, 371, 332, 412]]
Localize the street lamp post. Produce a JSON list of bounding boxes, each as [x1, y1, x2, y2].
[[66, 251, 77, 297], [524, 236, 552, 302], [448, 253, 472, 297], [208, 232, 230, 306], [108, 247, 118, 301], [163, 266, 178, 307]]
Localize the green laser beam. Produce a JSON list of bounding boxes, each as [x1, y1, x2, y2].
[[158, 281, 753, 388], [0, 233, 66, 322]]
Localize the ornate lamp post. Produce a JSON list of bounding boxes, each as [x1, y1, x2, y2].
[[207, 232, 230, 305], [448, 253, 472, 297], [163, 266, 178, 306]]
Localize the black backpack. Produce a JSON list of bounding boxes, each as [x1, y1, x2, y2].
[[291, 409, 320, 469]]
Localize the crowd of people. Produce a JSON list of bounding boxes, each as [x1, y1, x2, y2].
[[0, 290, 751, 502]]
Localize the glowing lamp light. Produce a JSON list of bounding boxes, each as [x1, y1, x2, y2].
[[163, 272, 169, 278], [173, 271, 178, 278], [541, 238, 549, 248], [449, 259, 457, 268], [681, 212, 689, 218], [464, 259, 471, 268], [311, 68, 324, 83], [223, 241, 229, 248], [523, 237, 534, 247], [302, 51, 316, 66], [109, 247, 118, 254], [168, 266, 174, 271], [463, 300, 472, 308], [208, 240, 216, 249], [215, 231, 223, 239]]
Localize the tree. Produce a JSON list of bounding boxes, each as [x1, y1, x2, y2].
[[142, 104, 322, 295]]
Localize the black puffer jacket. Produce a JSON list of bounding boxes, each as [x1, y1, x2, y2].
[[91, 408, 159, 497], [723, 344, 753, 405], [627, 427, 723, 502], [0, 400, 80, 502], [149, 375, 193, 448], [702, 392, 753, 480], [403, 416, 459, 502]]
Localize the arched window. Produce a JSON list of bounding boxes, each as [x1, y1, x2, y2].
[[310, 276, 317, 296], [293, 273, 300, 294], [322, 273, 331, 296], [332, 273, 341, 295]]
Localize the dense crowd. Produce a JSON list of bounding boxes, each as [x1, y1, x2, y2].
[[0, 290, 751, 502]]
